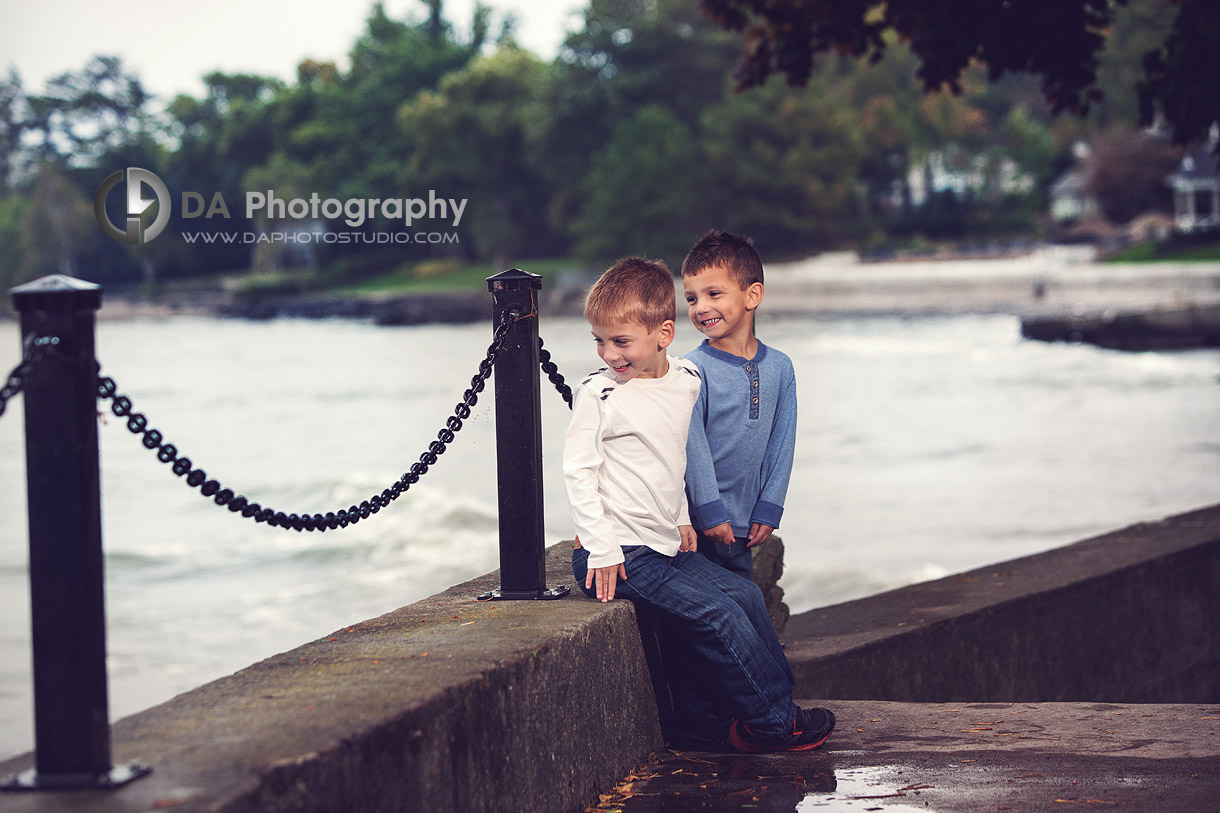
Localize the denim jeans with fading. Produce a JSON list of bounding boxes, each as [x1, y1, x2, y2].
[[696, 533, 754, 580], [573, 544, 797, 737]]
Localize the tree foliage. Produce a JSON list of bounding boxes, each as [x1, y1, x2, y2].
[[1087, 127, 1181, 223], [0, 0, 1202, 290], [572, 104, 705, 266], [399, 47, 557, 269], [700, 0, 1219, 148]]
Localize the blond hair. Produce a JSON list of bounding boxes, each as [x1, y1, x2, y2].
[[584, 257, 676, 330]]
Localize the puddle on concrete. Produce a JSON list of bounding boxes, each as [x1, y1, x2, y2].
[[797, 766, 935, 811], [611, 751, 944, 812]]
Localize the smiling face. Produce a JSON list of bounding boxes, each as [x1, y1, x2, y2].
[[683, 263, 763, 353], [589, 317, 675, 382]]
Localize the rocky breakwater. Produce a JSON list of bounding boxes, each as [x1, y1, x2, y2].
[[217, 286, 588, 325], [1020, 303, 1220, 351]]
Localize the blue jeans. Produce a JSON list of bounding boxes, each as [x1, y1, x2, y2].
[[573, 545, 797, 736], [697, 533, 754, 580]]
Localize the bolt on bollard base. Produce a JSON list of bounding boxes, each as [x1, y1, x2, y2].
[[478, 269, 569, 602], [3, 274, 151, 792], [2, 762, 153, 792], [478, 586, 572, 601]]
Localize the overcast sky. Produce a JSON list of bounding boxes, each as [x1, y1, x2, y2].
[[0, 0, 585, 99]]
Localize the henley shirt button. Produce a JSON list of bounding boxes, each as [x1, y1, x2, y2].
[[752, 397, 758, 403], [752, 380, 758, 387]]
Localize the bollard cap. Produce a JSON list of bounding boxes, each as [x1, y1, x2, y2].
[[10, 274, 103, 313], [487, 268, 542, 293]]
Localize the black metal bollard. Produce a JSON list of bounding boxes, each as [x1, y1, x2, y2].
[[479, 269, 569, 601], [2, 275, 150, 791]]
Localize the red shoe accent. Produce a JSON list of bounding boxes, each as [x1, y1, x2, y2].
[[728, 720, 832, 753]]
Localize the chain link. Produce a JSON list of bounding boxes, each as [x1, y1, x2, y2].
[[95, 311, 519, 532], [6, 315, 574, 530], [0, 335, 59, 419], [537, 337, 572, 408]]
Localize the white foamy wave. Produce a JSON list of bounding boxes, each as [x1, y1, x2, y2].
[[781, 561, 951, 615]]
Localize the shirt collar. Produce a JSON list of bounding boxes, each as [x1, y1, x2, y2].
[[698, 339, 767, 365]]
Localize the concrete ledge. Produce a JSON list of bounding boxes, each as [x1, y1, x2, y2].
[[0, 544, 660, 813], [783, 503, 1220, 703]]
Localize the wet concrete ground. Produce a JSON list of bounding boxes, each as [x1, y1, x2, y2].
[[589, 700, 1220, 812]]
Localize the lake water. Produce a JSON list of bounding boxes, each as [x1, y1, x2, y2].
[[1, 301, 1218, 759]]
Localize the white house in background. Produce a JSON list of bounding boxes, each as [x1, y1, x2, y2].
[[1166, 131, 1219, 233], [905, 146, 1035, 207], [1049, 166, 1098, 222], [1048, 141, 1099, 224]]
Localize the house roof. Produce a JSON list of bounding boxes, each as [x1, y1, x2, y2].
[[1168, 142, 1219, 182], [1049, 167, 1089, 197]]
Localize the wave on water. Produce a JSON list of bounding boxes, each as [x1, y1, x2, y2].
[[781, 561, 951, 615]]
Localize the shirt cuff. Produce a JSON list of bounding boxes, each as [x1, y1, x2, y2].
[[750, 500, 784, 529], [586, 547, 625, 570], [692, 499, 730, 532]]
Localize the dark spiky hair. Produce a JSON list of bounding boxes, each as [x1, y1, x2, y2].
[[681, 229, 763, 289]]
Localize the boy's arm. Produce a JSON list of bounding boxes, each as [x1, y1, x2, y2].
[[751, 363, 797, 534], [684, 378, 731, 534], [563, 387, 624, 571]]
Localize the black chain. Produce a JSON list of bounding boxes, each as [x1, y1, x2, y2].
[[95, 311, 519, 532], [538, 337, 572, 408], [0, 335, 59, 418]]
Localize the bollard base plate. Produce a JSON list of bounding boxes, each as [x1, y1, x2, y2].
[[1, 761, 152, 792], [477, 585, 571, 601]]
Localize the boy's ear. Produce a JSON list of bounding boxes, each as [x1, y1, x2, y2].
[[657, 319, 676, 349], [746, 282, 764, 311]]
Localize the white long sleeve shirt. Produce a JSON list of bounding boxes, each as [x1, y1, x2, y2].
[[563, 356, 702, 570]]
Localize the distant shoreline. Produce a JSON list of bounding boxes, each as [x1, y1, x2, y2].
[[763, 246, 1220, 319], [6, 247, 1220, 324]]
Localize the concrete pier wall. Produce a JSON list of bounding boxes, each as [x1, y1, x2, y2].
[[782, 503, 1220, 703], [1, 505, 1217, 812], [0, 545, 662, 813]]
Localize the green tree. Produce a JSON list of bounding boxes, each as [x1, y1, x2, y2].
[[700, 0, 1219, 150], [700, 79, 865, 254], [320, 0, 487, 195], [0, 192, 30, 290], [161, 72, 285, 276], [398, 47, 557, 270], [1138, 0, 1220, 148], [0, 70, 27, 194], [572, 104, 704, 266], [19, 162, 97, 280], [25, 56, 154, 167], [1092, 0, 1177, 130], [543, 0, 739, 240]]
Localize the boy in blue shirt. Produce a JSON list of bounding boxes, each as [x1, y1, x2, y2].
[[683, 230, 797, 579]]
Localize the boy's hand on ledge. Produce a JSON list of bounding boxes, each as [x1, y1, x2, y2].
[[678, 525, 697, 552], [704, 522, 734, 546], [747, 523, 773, 548], [587, 563, 627, 602]]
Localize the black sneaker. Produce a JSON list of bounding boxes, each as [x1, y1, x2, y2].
[[728, 706, 835, 753], [665, 714, 733, 749]]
